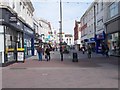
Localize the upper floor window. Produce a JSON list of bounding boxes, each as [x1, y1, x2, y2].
[[83, 18, 85, 24], [12, 1, 15, 9], [101, 0, 103, 11], [96, 3, 99, 14], [109, 2, 118, 18], [69, 38, 71, 44], [23, 6, 25, 9]]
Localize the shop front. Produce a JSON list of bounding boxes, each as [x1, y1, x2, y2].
[[105, 15, 120, 57], [0, 8, 24, 66], [95, 31, 106, 53], [24, 25, 34, 58], [107, 32, 120, 56], [88, 38, 96, 52], [74, 40, 81, 51]]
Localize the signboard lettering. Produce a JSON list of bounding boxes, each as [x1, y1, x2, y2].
[[9, 13, 17, 23]]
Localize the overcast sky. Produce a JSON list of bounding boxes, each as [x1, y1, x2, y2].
[[32, 0, 93, 35]]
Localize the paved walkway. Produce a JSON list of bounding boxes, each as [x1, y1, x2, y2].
[[2, 51, 119, 88]]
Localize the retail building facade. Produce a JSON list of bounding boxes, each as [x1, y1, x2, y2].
[[105, 1, 120, 56], [0, 7, 24, 66], [0, 0, 35, 66]]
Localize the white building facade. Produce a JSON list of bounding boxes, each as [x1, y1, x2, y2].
[[80, 2, 96, 51], [80, 0, 120, 56], [94, 0, 107, 53], [38, 19, 53, 44], [65, 34, 74, 46]]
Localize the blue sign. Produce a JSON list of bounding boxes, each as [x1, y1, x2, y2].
[[95, 31, 105, 40], [48, 35, 50, 39], [84, 39, 88, 42], [90, 38, 95, 41]]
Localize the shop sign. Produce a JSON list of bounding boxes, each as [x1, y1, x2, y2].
[[0, 26, 4, 33], [96, 34, 104, 39], [24, 26, 34, 34], [26, 29, 33, 34], [84, 39, 88, 42], [17, 52, 24, 61], [45, 38, 48, 41], [9, 13, 17, 23], [90, 38, 95, 41], [65, 34, 72, 37], [81, 23, 87, 31], [48, 35, 50, 39], [0, 19, 4, 22], [7, 52, 14, 61]]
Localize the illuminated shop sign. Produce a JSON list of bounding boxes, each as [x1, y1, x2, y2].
[[24, 26, 34, 34]]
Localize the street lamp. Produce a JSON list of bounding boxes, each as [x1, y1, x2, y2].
[[59, 0, 63, 61], [59, 0, 62, 45]]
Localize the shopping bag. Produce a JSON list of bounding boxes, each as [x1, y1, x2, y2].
[[45, 55, 47, 59]]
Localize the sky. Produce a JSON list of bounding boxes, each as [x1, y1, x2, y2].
[[32, 0, 94, 35]]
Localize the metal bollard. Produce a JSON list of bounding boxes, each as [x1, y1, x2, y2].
[[72, 52, 78, 62]]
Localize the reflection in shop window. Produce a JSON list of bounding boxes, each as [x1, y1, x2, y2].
[[109, 2, 118, 18]]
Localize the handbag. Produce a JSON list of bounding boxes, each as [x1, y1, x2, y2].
[[45, 54, 47, 59]]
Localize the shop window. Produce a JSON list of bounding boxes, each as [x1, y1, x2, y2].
[[12, 2, 15, 9], [10, 36, 12, 41], [96, 3, 99, 14], [101, 0, 103, 11]]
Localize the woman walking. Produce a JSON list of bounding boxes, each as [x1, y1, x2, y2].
[[45, 46, 51, 61]]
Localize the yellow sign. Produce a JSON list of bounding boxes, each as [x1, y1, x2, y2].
[[6, 48, 14, 54], [17, 48, 24, 51]]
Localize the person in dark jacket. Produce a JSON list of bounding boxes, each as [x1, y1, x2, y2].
[[45, 46, 51, 61], [60, 46, 63, 61], [82, 46, 85, 54], [87, 45, 92, 59], [105, 44, 109, 57], [101, 43, 106, 56]]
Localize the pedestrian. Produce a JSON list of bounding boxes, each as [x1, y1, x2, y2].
[[45, 46, 51, 61], [105, 44, 109, 57], [56, 47, 58, 51], [82, 46, 85, 54], [114, 45, 117, 54], [42, 46, 45, 55], [87, 45, 92, 59], [36, 46, 42, 61], [60, 46, 63, 61], [101, 43, 106, 56]]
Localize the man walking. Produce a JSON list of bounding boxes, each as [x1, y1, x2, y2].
[[36, 46, 42, 61], [87, 45, 92, 59], [105, 44, 109, 57], [60, 46, 63, 61]]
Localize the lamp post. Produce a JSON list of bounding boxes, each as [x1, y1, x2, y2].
[[59, 0, 63, 61], [59, 0, 62, 44]]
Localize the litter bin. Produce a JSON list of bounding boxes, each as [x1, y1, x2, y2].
[[17, 48, 25, 63], [72, 52, 78, 62]]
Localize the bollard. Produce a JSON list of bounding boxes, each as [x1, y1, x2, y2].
[[72, 52, 78, 62]]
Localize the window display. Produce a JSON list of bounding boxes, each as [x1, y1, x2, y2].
[[5, 27, 23, 62], [107, 32, 120, 56]]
